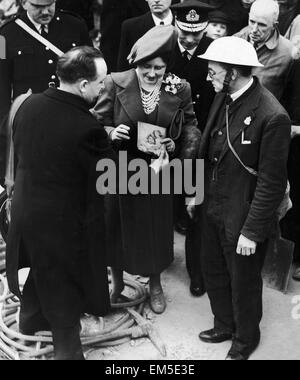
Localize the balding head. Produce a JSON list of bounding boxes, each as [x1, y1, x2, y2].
[[57, 46, 107, 106], [248, 0, 279, 44]]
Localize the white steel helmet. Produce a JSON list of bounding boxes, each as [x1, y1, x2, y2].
[[198, 36, 264, 67]]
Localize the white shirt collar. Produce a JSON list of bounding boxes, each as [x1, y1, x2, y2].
[[230, 78, 254, 102], [27, 12, 49, 34], [152, 10, 173, 26], [178, 41, 198, 57]]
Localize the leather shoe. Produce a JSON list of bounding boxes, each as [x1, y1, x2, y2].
[[150, 289, 167, 314], [199, 329, 232, 344], [293, 266, 300, 282], [225, 351, 248, 361], [190, 283, 205, 297]]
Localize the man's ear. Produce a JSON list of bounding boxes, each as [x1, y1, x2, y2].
[[0, 36, 5, 60], [79, 79, 88, 93], [232, 68, 238, 81]]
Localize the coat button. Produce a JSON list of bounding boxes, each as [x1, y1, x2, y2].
[[48, 59, 54, 64], [18, 51, 22, 55], [51, 75, 56, 80], [56, 17, 60, 21], [72, 43, 76, 47], [214, 157, 219, 163], [196, 94, 200, 99], [218, 130, 223, 136], [45, 47, 50, 51]]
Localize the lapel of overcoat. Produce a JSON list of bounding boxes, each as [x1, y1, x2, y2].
[[198, 92, 226, 158], [218, 81, 261, 164], [112, 69, 145, 125]]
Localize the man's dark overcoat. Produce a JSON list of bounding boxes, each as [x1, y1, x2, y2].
[[200, 79, 291, 243], [6, 88, 115, 328]]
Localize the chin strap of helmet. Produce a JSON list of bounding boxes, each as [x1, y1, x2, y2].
[[221, 67, 233, 94]]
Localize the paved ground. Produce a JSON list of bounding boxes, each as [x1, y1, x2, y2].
[[1, 231, 299, 360], [89, 232, 300, 361]]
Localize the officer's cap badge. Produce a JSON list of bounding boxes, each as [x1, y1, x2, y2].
[[186, 9, 200, 23]]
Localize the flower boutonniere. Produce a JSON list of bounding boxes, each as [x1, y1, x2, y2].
[[163, 73, 182, 95], [244, 116, 252, 126]]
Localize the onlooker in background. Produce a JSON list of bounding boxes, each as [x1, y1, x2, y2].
[[56, 0, 95, 30], [281, 35, 300, 282], [0, 0, 20, 25], [236, 0, 294, 100], [278, 0, 300, 37], [117, 0, 180, 72], [206, 10, 231, 39], [100, 0, 149, 73], [0, 0, 92, 126], [170, 0, 216, 298], [202, 0, 254, 34]]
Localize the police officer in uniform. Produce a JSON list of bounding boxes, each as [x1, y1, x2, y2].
[[0, 0, 92, 125]]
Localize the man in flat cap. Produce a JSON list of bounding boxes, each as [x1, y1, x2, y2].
[[169, 1, 216, 297], [117, 0, 180, 72], [0, 0, 92, 126]]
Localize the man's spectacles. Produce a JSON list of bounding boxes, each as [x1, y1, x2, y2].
[[207, 69, 226, 79]]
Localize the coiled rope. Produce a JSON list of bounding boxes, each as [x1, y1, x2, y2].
[[0, 272, 165, 360]]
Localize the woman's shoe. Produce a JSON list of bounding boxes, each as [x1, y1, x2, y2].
[[150, 289, 167, 314]]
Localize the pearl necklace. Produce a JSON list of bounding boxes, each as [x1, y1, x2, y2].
[[140, 83, 161, 115]]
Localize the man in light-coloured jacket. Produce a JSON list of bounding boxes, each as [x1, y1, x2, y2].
[[236, 0, 294, 100]]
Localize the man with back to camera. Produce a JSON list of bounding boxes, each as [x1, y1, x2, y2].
[[6, 46, 116, 360]]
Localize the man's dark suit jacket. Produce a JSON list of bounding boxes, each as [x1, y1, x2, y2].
[[101, 0, 149, 73]]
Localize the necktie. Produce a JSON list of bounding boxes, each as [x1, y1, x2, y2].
[[182, 50, 190, 62], [40, 25, 48, 38]]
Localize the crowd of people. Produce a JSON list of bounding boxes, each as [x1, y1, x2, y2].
[[0, 0, 299, 361]]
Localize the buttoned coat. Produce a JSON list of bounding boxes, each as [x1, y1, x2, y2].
[[235, 27, 294, 100], [0, 10, 92, 124], [199, 79, 291, 244], [170, 36, 215, 132], [6, 88, 115, 327], [93, 69, 200, 274]]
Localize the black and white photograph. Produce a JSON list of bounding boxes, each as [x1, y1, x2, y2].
[[0, 0, 300, 366]]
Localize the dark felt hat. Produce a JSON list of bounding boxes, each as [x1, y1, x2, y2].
[[208, 10, 232, 25], [172, 0, 216, 32], [127, 25, 177, 66]]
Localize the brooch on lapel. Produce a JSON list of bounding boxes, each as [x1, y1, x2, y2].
[[241, 116, 253, 145], [163, 73, 182, 95]]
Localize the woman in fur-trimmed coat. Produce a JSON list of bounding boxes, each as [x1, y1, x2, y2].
[[93, 26, 200, 314]]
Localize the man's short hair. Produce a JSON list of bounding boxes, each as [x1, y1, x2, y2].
[[56, 46, 104, 84], [221, 63, 253, 78]]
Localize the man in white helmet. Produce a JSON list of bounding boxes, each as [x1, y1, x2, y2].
[[193, 36, 291, 360]]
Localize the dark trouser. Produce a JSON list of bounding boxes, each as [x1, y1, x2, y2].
[[20, 272, 84, 361], [185, 211, 205, 291], [201, 214, 267, 356]]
